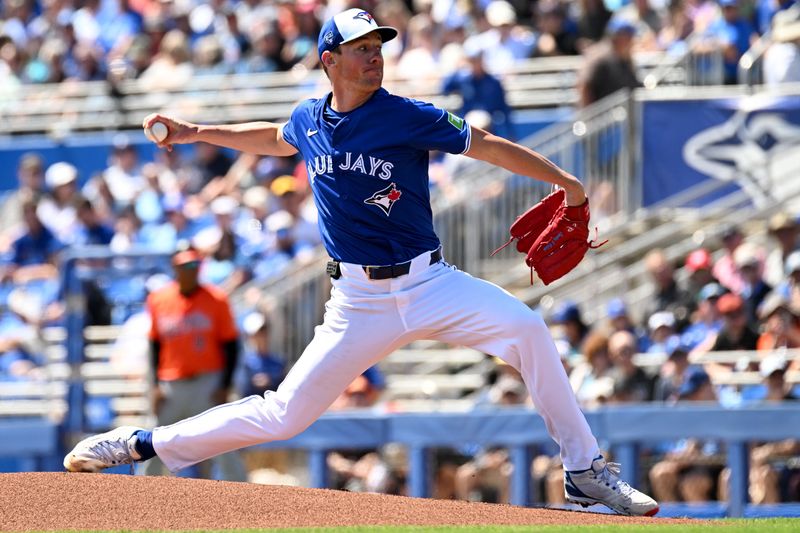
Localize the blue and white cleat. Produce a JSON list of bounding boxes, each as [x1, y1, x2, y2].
[[63, 426, 143, 473], [565, 455, 659, 516]]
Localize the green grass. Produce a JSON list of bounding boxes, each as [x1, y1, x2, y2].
[[28, 519, 800, 533]]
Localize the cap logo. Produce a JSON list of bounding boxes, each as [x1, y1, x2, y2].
[[324, 31, 335, 45], [353, 11, 373, 23]]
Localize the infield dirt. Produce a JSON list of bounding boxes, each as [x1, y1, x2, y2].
[[0, 472, 700, 531]]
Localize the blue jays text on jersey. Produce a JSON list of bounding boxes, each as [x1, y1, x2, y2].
[[281, 88, 471, 266]]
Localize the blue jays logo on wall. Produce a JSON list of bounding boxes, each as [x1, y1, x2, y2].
[[641, 95, 800, 207], [365, 183, 402, 215], [353, 11, 373, 23]]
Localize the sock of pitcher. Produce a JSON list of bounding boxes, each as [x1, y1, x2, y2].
[[133, 430, 157, 460]]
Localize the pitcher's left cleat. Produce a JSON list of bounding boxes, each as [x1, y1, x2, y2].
[[63, 426, 143, 473], [565, 455, 659, 516]]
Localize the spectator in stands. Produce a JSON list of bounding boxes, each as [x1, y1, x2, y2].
[[576, 0, 613, 49], [142, 193, 200, 253], [570, 332, 615, 408], [684, 248, 718, 299], [72, 197, 115, 246], [0, 287, 46, 381], [194, 196, 250, 294], [707, 0, 757, 83], [108, 273, 171, 379], [1, 194, 62, 284], [456, 361, 529, 504], [473, 357, 530, 408], [394, 12, 440, 83], [576, 18, 642, 106], [764, 6, 800, 86], [658, 0, 695, 53], [441, 43, 514, 140], [326, 365, 393, 493], [612, 0, 665, 52], [756, 0, 798, 35], [605, 298, 651, 352], [264, 175, 320, 255], [329, 366, 386, 411], [720, 354, 800, 504], [100, 135, 145, 209], [191, 142, 234, 196], [193, 35, 230, 76], [109, 205, 145, 254], [237, 25, 286, 74], [734, 242, 772, 328], [236, 311, 285, 398], [646, 310, 680, 354], [65, 41, 106, 82], [652, 338, 694, 402], [649, 367, 723, 502], [466, 0, 536, 75], [37, 161, 80, 243], [642, 248, 694, 332], [549, 300, 590, 364], [328, 443, 407, 495], [682, 282, 726, 349], [696, 293, 759, 380], [764, 212, 800, 289], [533, 0, 579, 57], [608, 330, 654, 403], [143, 242, 245, 480], [0, 153, 45, 235], [687, 0, 723, 35], [779, 251, 800, 314], [756, 292, 800, 357], [709, 293, 760, 351], [137, 29, 193, 90]]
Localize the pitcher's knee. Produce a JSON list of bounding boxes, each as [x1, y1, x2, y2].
[[507, 309, 548, 341], [269, 418, 312, 441]]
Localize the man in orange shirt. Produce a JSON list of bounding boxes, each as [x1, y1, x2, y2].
[[143, 244, 245, 480]]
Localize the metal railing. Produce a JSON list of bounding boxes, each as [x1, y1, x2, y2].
[[0, 51, 693, 136]]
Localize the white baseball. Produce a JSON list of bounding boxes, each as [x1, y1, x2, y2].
[[146, 121, 169, 143]]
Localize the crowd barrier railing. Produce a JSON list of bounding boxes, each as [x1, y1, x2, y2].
[[255, 404, 800, 518]]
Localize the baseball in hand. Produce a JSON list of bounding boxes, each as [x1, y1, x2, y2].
[[145, 121, 169, 143]]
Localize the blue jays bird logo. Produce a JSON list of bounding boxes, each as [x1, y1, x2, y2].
[[364, 183, 402, 216], [353, 11, 373, 23]]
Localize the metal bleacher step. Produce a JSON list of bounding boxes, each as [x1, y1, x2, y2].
[[383, 349, 485, 366], [85, 380, 149, 396], [385, 373, 486, 397]]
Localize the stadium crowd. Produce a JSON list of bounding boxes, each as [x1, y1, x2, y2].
[[0, 0, 798, 89], [1, 0, 800, 507]]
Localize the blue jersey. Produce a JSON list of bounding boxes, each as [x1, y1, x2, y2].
[[281, 88, 471, 265]]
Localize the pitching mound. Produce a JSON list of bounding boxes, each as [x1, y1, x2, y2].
[[1, 472, 697, 531]]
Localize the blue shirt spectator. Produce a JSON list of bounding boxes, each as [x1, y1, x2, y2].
[[236, 312, 285, 397], [442, 47, 514, 139], [73, 198, 115, 246], [755, 0, 797, 34], [708, 0, 756, 83]]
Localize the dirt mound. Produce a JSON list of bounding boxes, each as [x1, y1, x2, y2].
[[0, 472, 697, 531]]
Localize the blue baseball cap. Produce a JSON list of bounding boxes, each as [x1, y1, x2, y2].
[[678, 367, 710, 399], [698, 282, 725, 302], [607, 18, 637, 36], [318, 8, 398, 59], [606, 298, 627, 319], [552, 301, 582, 324]]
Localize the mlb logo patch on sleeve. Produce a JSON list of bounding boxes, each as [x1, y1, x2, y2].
[[447, 112, 465, 130]]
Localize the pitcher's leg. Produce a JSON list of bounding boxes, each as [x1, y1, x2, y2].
[[153, 300, 409, 472], [415, 269, 598, 470]]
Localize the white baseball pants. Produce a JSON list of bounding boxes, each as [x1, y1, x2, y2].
[[153, 250, 599, 472]]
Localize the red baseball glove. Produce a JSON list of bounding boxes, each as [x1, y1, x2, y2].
[[492, 190, 606, 285]]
